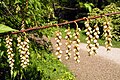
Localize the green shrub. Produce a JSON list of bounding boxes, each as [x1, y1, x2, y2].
[[29, 41, 75, 80], [0, 35, 75, 80], [89, 3, 120, 41]]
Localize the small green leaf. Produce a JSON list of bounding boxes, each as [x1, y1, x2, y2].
[[0, 24, 18, 33], [13, 71, 18, 78], [0, 51, 4, 57], [84, 3, 92, 12]]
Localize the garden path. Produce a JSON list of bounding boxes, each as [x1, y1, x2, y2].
[[50, 38, 120, 80]]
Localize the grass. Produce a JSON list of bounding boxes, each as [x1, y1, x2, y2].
[[79, 31, 120, 48]]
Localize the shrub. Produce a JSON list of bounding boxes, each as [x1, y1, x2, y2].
[[89, 3, 120, 41], [0, 35, 75, 80]]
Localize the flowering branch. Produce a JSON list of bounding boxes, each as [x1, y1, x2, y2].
[[11, 12, 120, 34]]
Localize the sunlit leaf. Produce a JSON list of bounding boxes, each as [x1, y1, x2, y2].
[[0, 24, 18, 33], [0, 51, 4, 57], [84, 3, 93, 12]]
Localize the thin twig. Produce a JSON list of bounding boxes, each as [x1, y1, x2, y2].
[[1, 1, 20, 25], [11, 12, 120, 34]]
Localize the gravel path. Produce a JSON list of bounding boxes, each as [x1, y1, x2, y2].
[[78, 43, 120, 65], [50, 38, 120, 80]]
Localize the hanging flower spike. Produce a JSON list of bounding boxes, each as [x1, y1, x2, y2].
[[5, 35, 14, 70], [73, 21, 81, 63], [65, 27, 72, 60], [103, 16, 112, 51], [93, 23, 100, 54], [17, 34, 30, 68], [22, 36, 30, 68], [84, 18, 94, 56], [55, 25, 62, 61]]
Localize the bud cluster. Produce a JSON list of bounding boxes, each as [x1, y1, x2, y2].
[[55, 31, 62, 61], [65, 27, 72, 60], [103, 22, 112, 51], [17, 36, 30, 68], [73, 28, 81, 63], [5, 35, 14, 69], [92, 24, 100, 54], [84, 21, 94, 55]]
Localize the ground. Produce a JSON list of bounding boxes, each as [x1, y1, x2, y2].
[[50, 38, 120, 80]]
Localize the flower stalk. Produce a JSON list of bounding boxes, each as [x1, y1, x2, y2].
[[103, 20, 112, 51], [65, 27, 72, 60], [73, 22, 81, 63], [17, 35, 30, 68], [84, 19, 94, 55], [55, 29, 62, 61], [5, 35, 14, 70], [93, 23, 100, 54]]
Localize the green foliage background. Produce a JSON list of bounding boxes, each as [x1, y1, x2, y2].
[[0, 0, 55, 29], [0, 35, 75, 80], [89, 3, 120, 41], [0, 0, 120, 80], [0, 0, 75, 80]]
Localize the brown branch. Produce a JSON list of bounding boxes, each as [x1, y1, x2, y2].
[[62, 7, 78, 10], [11, 12, 120, 34]]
